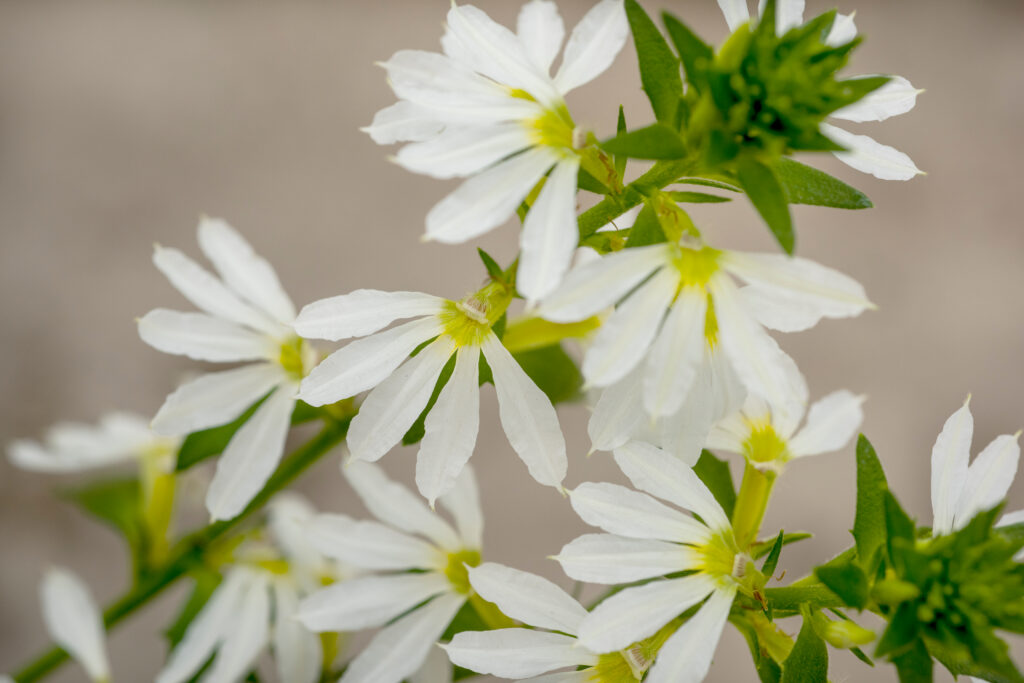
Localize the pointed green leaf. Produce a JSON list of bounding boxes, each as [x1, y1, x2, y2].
[[477, 248, 504, 281], [693, 449, 737, 518], [625, 203, 666, 248], [815, 561, 869, 609], [602, 123, 687, 160], [853, 434, 888, 568], [65, 478, 144, 572], [774, 159, 872, 209], [614, 106, 628, 179], [661, 12, 712, 85], [664, 190, 731, 204], [677, 177, 741, 192], [893, 639, 934, 683], [402, 353, 457, 446], [751, 532, 813, 560], [781, 612, 829, 683], [737, 157, 794, 253], [761, 531, 786, 578], [625, 0, 681, 124], [577, 166, 611, 194]]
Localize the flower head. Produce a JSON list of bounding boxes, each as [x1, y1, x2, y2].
[[39, 568, 110, 683]]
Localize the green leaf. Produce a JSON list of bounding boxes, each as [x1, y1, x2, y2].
[[477, 248, 504, 281], [774, 158, 872, 209], [737, 157, 794, 253], [761, 531, 786, 578], [165, 568, 222, 648], [602, 123, 687, 160], [781, 612, 829, 683], [624, 203, 666, 248], [815, 561, 869, 609], [65, 478, 144, 572], [512, 344, 583, 405], [751, 532, 813, 560], [893, 638, 934, 683], [661, 12, 713, 84], [676, 177, 741, 192], [929, 638, 1024, 683], [884, 490, 916, 560], [625, 0, 681, 124], [176, 394, 268, 471], [577, 166, 611, 194], [664, 190, 731, 204], [402, 353, 457, 446], [875, 602, 919, 659], [853, 434, 888, 568], [693, 449, 736, 518], [614, 106, 628, 179]]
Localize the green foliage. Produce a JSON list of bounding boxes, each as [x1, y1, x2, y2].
[[577, 166, 612, 194], [751, 532, 812, 560], [761, 531, 786, 578], [403, 354, 458, 446], [853, 434, 889, 569], [661, 12, 712, 84], [693, 449, 736, 518], [737, 157, 794, 253], [781, 611, 829, 683], [512, 344, 583, 405], [601, 123, 687, 160], [477, 248, 504, 281], [815, 560, 869, 610], [624, 203, 667, 248], [664, 190, 731, 204], [614, 106, 628, 179], [65, 478, 145, 575], [625, 0, 682, 124], [774, 159, 872, 209]]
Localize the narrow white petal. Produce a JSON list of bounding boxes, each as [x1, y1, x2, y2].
[[205, 386, 294, 522], [645, 584, 737, 683], [553, 0, 629, 94], [439, 464, 485, 550], [760, 0, 805, 33], [409, 647, 452, 683], [339, 593, 464, 683], [520, 672, 591, 683], [444, 629, 595, 678], [831, 75, 920, 123], [343, 461, 461, 550], [347, 337, 456, 463], [152, 364, 284, 436], [570, 482, 711, 544], [931, 399, 974, 535], [197, 217, 296, 323], [517, 0, 565, 73], [363, 100, 445, 145], [613, 441, 731, 532], [272, 580, 320, 683], [297, 573, 450, 632], [717, 0, 751, 32], [998, 509, 1024, 528], [7, 440, 80, 472], [583, 266, 679, 387], [468, 563, 588, 635], [739, 286, 824, 333], [643, 287, 707, 418], [426, 147, 559, 244], [305, 514, 444, 571], [298, 316, 442, 406], [538, 244, 671, 323], [267, 495, 324, 575], [41, 568, 109, 682], [382, 49, 506, 105], [397, 124, 533, 179], [821, 123, 922, 181], [578, 575, 717, 653], [482, 333, 567, 489], [198, 573, 271, 683], [518, 156, 581, 304], [706, 413, 750, 454], [789, 391, 865, 458], [139, 309, 274, 362], [588, 369, 645, 453], [656, 357, 718, 465], [825, 13, 858, 46], [708, 344, 748, 421], [556, 533, 695, 584], [417, 345, 481, 505], [954, 433, 1021, 530], [295, 290, 445, 342]]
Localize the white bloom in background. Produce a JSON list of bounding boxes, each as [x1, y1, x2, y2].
[[8, 412, 179, 474], [930, 397, 1021, 536], [555, 442, 742, 683], [40, 567, 111, 683], [707, 390, 865, 473], [364, 0, 629, 302], [157, 495, 339, 683], [295, 287, 565, 504], [297, 462, 483, 683], [538, 240, 871, 429], [717, 0, 922, 180], [138, 217, 315, 522]]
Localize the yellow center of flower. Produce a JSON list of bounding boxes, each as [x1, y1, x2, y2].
[[444, 549, 482, 595], [670, 245, 722, 287], [590, 620, 682, 682], [439, 281, 512, 348], [279, 336, 311, 380], [703, 294, 720, 348], [694, 531, 741, 579], [743, 421, 790, 465], [528, 104, 576, 150]]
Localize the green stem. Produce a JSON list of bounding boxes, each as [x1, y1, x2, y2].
[[732, 462, 777, 551], [12, 418, 350, 683]]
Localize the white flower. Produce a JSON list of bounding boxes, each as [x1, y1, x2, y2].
[[8, 412, 178, 474], [364, 0, 629, 303], [930, 397, 1021, 536], [555, 442, 742, 683], [717, 0, 923, 180], [295, 287, 566, 504], [443, 562, 603, 680], [157, 495, 339, 683], [40, 567, 111, 683], [138, 217, 315, 521], [297, 462, 483, 683], [538, 240, 871, 428]]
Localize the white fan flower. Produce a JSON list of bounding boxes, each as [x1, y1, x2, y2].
[[157, 495, 341, 683], [295, 285, 566, 504], [138, 217, 316, 522], [717, 0, 923, 180], [364, 0, 629, 303], [297, 462, 484, 683], [554, 442, 743, 683], [39, 567, 111, 683]]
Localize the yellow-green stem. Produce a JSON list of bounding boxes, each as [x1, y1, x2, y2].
[[468, 592, 517, 630], [732, 462, 777, 551], [140, 460, 176, 566]]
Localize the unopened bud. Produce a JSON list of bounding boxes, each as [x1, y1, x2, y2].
[[823, 620, 875, 649], [872, 578, 921, 606]]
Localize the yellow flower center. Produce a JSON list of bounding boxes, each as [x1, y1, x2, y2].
[[670, 245, 722, 287], [279, 336, 311, 380], [704, 294, 720, 348], [439, 281, 512, 348], [528, 103, 576, 150], [694, 531, 741, 579], [444, 549, 482, 595], [742, 422, 790, 465], [590, 619, 682, 682]]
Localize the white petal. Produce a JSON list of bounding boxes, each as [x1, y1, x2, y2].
[[518, 156, 581, 305], [717, 0, 750, 32], [643, 286, 707, 418], [197, 217, 296, 323], [831, 75, 920, 123], [272, 580, 321, 683], [339, 593, 464, 683], [825, 13, 858, 46], [198, 573, 271, 683], [417, 345, 481, 505], [305, 514, 444, 571], [709, 344, 748, 421], [998, 509, 1024, 528], [40, 568, 109, 683], [517, 0, 565, 73], [706, 413, 749, 454], [583, 266, 679, 387], [382, 49, 507, 106], [569, 482, 711, 544], [343, 461, 461, 550], [138, 309, 274, 362], [577, 574, 717, 653], [297, 573, 451, 632], [758, 0, 804, 33], [347, 337, 456, 463], [426, 147, 559, 244], [931, 399, 973, 535], [295, 290, 445, 341], [363, 100, 445, 145], [954, 433, 1021, 530], [588, 368, 646, 453], [409, 647, 453, 683], [396, 124, 533, 179], [298, 316, 442, 406], [613, 441, 731, 532], [556, 533, 695, 584], [553, 0, 630, 94], [481, 333, 567, 489], [444, 629, 595, 678], [821, 123, 922, 181], [538, 244, 671, 323], [205, 385, 294, 522], [520, 673, 591, 683], [152, 364, 284, 436], [438, 464, 485, 550], [656, 357, 718, 465], [739, 286, 824, 333], [789, 391, 865, 457], [468, 563, 587, 635], [645, 584, 737, 683], [267, 495, 324, 575]]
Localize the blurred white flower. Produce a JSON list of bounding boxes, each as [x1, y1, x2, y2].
[[40, 567, 111, 683]]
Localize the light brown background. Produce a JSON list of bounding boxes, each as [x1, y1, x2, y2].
[[2, 0, 1023, 680]]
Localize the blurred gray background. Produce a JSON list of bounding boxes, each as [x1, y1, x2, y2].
[[2, 0, 1023, 680]]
